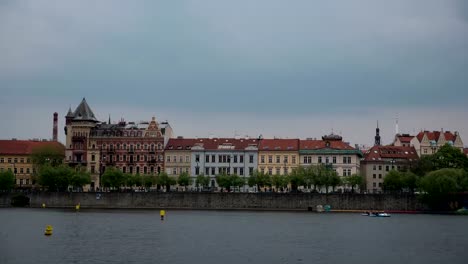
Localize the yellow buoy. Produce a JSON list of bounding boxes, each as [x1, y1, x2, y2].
[[75, 203, 80, 211], [44, 225, 53, 236], [160, 210, 165, 220], [42, 203, 46, 208]]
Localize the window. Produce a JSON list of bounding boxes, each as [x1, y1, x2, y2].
[[27, 158, 30, 163], [268, 156, 273, 163], [386, 166, 389, 171], [123, 155, 126, 162], [20, 168, 23, 174], [26, 168, 30, 174], [379, 174, 382, 179], [378, 182, 382, 187], [205, 167, 210, 175], [424, 149, 428, 154], [91, 166, 95, 174], [240, 155, 244, 163], [292, 156, 296, 164], [249, 155, 254, 163], [261, 155, 265, 163], [268, 168, 273, 175], [373, 174, 376, 179], [14, 158, 18, 163], [0, 158, 3, 163], [20, 158, 24, 163], [8, 158, 12, 163], [240, 167, 244, 176], [261, 168, 265, 174], [325, 157, 329, 164], [343, 157, 347, 164], [249, 167, 253, 175], [144, 167, 147, 174], [378, 165, 382, 170], [186, 156, 190, 163], [173, 156, 177, 163], [195, 166, 199, 175], [348, 157, 351, 164], [173, 168, 177, 175], [333, 157, 336, 164], [283, 156, 288, 163], [373, 182, 376, 187], [234, 155, 238, 163], [275, 167, 279, 174], [211, 155, 215, 163], [179, 156, 183, 163], [206, 155, 210, 163], [167, 156, 171, 162], [211, 167, 215, 175], [234, 167, 238, 174], [318, 157, 322, 164], [276, 155, 280, 163], [373, 165, 376, 170], [14, 168, 17, 174]]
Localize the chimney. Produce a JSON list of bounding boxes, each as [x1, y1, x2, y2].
[[53, 112, 58, 141]]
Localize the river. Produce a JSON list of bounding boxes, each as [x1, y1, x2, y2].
[[1, 208, 467, 264]]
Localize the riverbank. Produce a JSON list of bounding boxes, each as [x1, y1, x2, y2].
[[0, 192, 428, 211]]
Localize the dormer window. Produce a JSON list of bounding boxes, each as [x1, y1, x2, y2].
[[325, 141, 330, 147]]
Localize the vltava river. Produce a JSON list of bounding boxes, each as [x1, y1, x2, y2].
[[1, 208, 467, 264]]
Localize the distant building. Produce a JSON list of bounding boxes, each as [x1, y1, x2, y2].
[[411, 130, 463, 156], [464, 148, 468, 157], [361, 145, 419, 193], [65, 98, 172, 188], [0, 139, 64, 188], [393, 134, 414, 147], [190, 138, 259, 189], [258, 139, 300, 175], [299, 134, 363, 177], [164, 137, 198, 177]]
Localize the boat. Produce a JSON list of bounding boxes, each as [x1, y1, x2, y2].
[[362, 212, 391, 217]]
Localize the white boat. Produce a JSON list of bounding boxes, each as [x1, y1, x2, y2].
[[362, 212, 391, 217]]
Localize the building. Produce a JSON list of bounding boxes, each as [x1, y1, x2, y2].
[[0, 139, 65, 188], [393, 134, 415, 147], [299, 134, 362, 177], [190, 138, 259, 188], [361, 145, 419, 193], [164, 137, 199, 177], [258, 139, 300, 175], [65, 98, 171, 188], [464, 148, 468, 157], [410, 130, 464, 156]]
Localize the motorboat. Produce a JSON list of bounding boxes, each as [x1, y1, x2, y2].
[[362, 212, 391, 217]]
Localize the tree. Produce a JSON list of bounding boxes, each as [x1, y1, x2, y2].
[[411, 155, 435, 177], [195, 174, 210, 189], [288, 167, 305, 192], [383, 170, 403, 192], [328, 172, 342, 192], [344, 174, 364, 193], [31, 144, 65, 168], [177, 172, 192, 191], [215, 174, 244, 192], [303, 166, 317, 190], [418, 169, 465, 208], [157, 172, 176, 192], [432, 144, 468, 170], [69, 167, 91, 191], [37, 164, 75, 191], [143, 175, 156, 189], [271, 174, 288, 191], [101, 167, 125, 190], [0, 170, 15, 191], [249, 170, 271, 191], [401, 171, 419, 193]]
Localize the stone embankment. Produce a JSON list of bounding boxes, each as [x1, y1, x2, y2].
[[0, 192, 427, 211]]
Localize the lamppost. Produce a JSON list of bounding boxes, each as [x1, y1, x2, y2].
[[10, 162, 17, 189]]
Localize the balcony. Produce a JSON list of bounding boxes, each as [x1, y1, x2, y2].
[[72, 136, 86, 141]]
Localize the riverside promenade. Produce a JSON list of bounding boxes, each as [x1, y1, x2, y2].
[[0, 192, 427, 212]]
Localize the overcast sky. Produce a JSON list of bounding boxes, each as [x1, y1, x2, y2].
[[1, 0, 467, 147]]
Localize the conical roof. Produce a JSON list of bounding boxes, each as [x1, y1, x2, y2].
[[66, 107, 74, 117], [72, 98, 98, 122]]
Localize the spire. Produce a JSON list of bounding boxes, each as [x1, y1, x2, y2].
[[108, 114, 111, 124], [66, 106, 73, 117], [375, 120, 381, 146], [72, 98, 98, 122]]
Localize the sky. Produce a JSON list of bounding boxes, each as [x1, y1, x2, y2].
[[1, 0, 467, 147]]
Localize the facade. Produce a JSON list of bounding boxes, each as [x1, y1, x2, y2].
[[164, 138, 198, 177], [190, 138, 259, 188], [65, 98, 171, 188], [258, 139, 300, 175], [299, 134, 362, 177], [361, 145, 419, 193], [464, 148, 468, 157], [410, 130, 464, 156], [0, 139, 64, 188]]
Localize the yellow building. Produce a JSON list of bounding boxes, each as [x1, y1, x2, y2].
[[258, 139, 300, 175], [164, 138, 197, 177], [0, 139, 65, 188]]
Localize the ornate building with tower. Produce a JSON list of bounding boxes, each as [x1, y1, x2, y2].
[[65, 98, 173, 189]]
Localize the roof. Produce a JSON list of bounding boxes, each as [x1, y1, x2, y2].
[[258, 139, 299, 151], [363, 145, 419, 162], [464, 148, 468, 156], [396, 134, 414, 143], [166, 138, 259, 151], [0, 140, 65, 156], [71, 98, 98, 122], [416, 131, 456, 143], [300, 139, 355, 150]]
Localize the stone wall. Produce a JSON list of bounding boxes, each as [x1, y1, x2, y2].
[[0, 192, 427, 211]]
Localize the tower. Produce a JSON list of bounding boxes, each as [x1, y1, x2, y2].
[[53, 112, 58, 141], [375, 121, 381, 146]]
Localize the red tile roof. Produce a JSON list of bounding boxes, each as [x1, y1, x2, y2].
[[363, 145, 419, 162], [416, 131, 456, 142], [259, 139, 299, 151], [166, 138, 259, 151], [299, 139, 355, 150], [397, 135, 414, 143], [0, 140, 65, 155], [165, 138, 200, 151]]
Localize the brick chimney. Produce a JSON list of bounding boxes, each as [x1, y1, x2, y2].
[[53, 112, 58, 141]]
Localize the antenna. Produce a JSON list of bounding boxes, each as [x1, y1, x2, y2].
[[395, 114, 399, 135]]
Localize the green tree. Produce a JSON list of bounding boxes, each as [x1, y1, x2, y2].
[[328, 172, 342, 192], [195, 174, 210, 189], [271, 174, 288, 191], [143, 175, 156, 189], [177, 172, 192, 191], [215, 174, 244, 192], [31, 144, 65, 167], [288, 167, 305, 192], [432, 144, 468, 170], [249, 171, 271, 191], [344, 174, 364, 193], [411, 155, 435, 177], [0, 170, 15, 191], [37, 164, 75, 191], [401, 171, 419, 193], [303, 166, 317, 190], [418, 169, 465, 207], [101, 167, 125, 190], [70, 167, 91, 191], [157, 172, 176, 192], [383, 170, 403, 192]]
